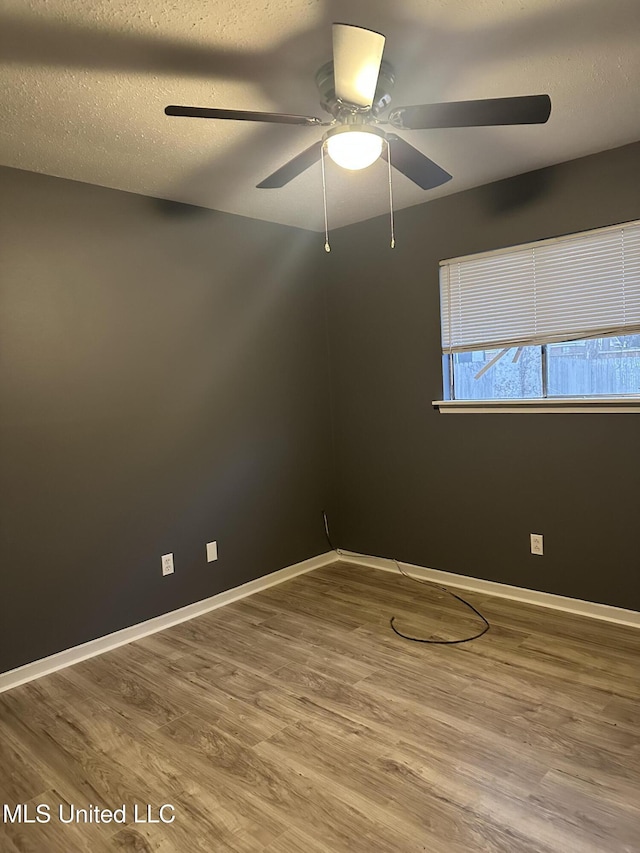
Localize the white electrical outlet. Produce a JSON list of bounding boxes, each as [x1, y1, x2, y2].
[[206, 541, 218, 563], [530, 534, 544, 556], [161, 553, 174, 576]]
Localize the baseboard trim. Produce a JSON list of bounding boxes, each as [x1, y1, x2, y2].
[[0, 551, 335, 695], [337, 550, 640, 628], [3, 547, 638, 694]]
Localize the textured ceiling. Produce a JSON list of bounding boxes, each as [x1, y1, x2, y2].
[[1, 0, 640, 231]]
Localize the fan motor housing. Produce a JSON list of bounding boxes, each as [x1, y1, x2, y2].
[[315, 59, 395, 117]]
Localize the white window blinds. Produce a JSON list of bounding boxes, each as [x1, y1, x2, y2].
[[440, 220, 640, 353]]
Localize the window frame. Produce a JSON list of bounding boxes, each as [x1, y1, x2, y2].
[[434, 220, 640, 413]]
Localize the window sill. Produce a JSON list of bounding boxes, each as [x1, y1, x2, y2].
[[433, 397, 640, 414]]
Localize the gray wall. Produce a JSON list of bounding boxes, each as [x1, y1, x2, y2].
[[326, 141, 640, 611], [2, 141, 639, 676], [0, 167, 332, 674]]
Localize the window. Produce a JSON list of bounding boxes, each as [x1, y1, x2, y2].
[[438, 220, 640, 410]]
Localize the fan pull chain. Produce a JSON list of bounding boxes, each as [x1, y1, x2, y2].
[[320, 144, 331, 252], [386, 139, 396, 249]]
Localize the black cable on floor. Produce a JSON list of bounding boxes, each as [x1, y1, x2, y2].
[[322, 510, 490, 645]]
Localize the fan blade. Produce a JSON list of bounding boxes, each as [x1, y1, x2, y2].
[[332, 24, 385, 108], [165, 105, 323, 126], [383, 135, 452, 190], [257, 141, 324, 188], [389, 94, 552, 130]]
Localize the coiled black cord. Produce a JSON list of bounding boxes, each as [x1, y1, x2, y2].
[[323, 511, 490, 645]]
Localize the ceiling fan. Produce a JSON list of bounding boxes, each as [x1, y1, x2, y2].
[[165, 23, 551, 192]]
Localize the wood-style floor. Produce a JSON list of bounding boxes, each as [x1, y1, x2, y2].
[[1, 561, 639, 853]]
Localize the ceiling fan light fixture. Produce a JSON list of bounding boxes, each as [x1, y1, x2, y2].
[[324, 125, 385, 171]]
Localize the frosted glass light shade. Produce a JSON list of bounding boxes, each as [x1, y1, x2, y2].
[[326, 130, 384, 171]]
